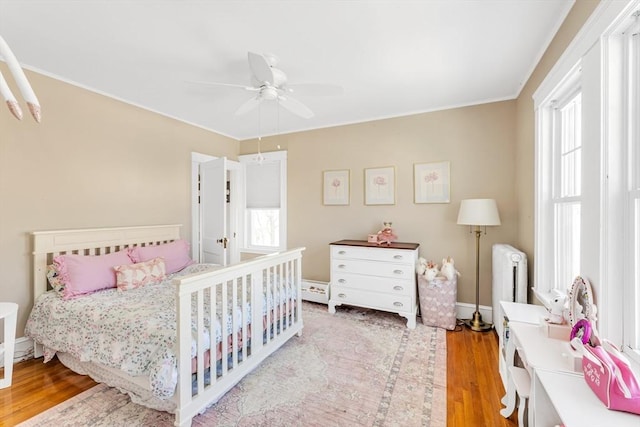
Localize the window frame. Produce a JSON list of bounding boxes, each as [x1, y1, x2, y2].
[[238, 150, 287, 254], [534, 65, 583, 305]]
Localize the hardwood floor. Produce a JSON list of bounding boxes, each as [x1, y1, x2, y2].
[[0, 326, 517, 427], [447, 326, 517, 426]]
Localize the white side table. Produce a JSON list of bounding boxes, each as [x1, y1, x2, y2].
[[0, 302, 19, 389]]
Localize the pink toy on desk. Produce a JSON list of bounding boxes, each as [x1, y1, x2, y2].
[[376, 222, 397, 245]]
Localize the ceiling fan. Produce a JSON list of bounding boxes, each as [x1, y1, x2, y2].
[[192, 52, 342, 119]]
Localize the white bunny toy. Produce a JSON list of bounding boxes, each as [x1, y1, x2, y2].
[[439, 257, 461, 281], [416, 258, 438, 281]]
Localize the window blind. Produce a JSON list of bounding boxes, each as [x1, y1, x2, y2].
[[245, 162, 280, 208]]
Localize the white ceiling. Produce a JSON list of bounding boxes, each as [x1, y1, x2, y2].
[[0, 0, 574, 141]]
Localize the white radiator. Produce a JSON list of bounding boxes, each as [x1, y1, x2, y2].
[[492, 244, 528, 338]]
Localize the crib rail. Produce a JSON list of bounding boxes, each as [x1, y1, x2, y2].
[[174, 247, 304, 427]]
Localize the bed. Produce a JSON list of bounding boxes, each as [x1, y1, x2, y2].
[[25, 224, 305, 427]]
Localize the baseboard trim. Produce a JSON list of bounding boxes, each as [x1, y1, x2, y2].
[[456, 303, 494, 326], [0, 337, 34, 367]]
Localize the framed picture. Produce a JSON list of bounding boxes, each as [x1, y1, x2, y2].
[[364, 166, 395, 205], [414, 161, 450, 203], [323, 169, 350, 205]]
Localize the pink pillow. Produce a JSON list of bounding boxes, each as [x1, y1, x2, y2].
[[53, 250, 132, 299], [128, 239, 194, 274], [114, 257, 167, 291]]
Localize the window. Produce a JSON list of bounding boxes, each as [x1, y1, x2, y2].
[[622, 12, 640, 362], [239, 151, 287, 253], [535, 1, 640, 360], [553, 92, 582, 291], [535, 67, 583, 301]]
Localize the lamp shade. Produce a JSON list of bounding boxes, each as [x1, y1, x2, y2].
[[457, 199, 501, 226]]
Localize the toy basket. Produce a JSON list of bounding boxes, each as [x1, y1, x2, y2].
[[418, 275, 457, 330]]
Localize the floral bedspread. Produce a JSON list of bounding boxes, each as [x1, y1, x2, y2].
[[24, 263, 254, 398]]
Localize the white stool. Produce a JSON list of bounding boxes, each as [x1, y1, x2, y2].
[[0, 302, 19, 389], [509, 366, 531, 427]]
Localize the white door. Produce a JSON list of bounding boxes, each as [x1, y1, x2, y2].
[[199, 157, 241, 266], [200, 157, 228, 265]]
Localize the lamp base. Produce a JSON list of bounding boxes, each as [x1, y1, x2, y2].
[[463, 311, 493, 332]]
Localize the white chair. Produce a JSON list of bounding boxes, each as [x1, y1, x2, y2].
[[509, 366, 531, 427], [0, 302, 19, 389]]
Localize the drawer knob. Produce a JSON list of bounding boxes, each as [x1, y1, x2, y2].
[[393, 285, 403, 291], [338, 293, 347, 298], [338, 279, 346, 284], [393, 302, 403, 307], [338, 250, 346, 255], [393, 269, 403, 275], [393, 255, 403, 260], [338, 264, 346, 269]]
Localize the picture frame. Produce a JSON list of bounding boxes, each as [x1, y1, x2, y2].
[[414, 161, 450, 203], [323, 169, 350, 205], [364, 166, 395, 205]]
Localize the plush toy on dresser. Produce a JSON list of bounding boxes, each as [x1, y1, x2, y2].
[[376, 221, 397, 245]]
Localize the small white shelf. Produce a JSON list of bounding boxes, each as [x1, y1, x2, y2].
[[500, 301, 547, 324]]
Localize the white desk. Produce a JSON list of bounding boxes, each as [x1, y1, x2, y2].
[[534, 369, 640, 427], [504, 319, 640, 426]]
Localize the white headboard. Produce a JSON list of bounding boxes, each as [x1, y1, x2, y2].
[[32, 224, 182, 299]]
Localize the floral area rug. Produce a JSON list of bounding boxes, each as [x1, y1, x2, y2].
[[19, 302, 446, 427]]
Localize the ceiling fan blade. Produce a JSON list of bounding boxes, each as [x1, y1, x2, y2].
[[285, 83, 343, 97], [248, 52, 275, 85], [235, 96, 263, 115], [278, 95, 314, 119], [185, 80, 256, 91]]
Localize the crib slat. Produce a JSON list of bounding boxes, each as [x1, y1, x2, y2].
[[209, 283, 216, 386], [221, 280, 228, 376], [196, 290, 205, 394], [231, 277, 238, 369]]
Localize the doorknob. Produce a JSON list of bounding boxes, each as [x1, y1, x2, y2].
[[216, 237, 228, 249]]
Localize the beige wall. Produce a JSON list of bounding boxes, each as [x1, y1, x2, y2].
[[0, 67, 238, 334], [515, 0, 599, 296], [241, 101, 519, 308]]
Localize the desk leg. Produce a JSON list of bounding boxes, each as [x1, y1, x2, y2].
[[500, 336, 517, 417]]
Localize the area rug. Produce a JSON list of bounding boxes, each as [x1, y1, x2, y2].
[[19, 302, 446, 426]]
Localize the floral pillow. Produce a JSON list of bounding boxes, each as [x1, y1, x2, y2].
[[114, 257, 167, 292], [46, 264, 65, 295]]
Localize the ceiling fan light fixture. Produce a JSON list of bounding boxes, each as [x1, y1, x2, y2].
[[261, 86, 279, 100]]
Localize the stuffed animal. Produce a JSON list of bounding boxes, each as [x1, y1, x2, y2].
[[416, 257, 428, 276], [416, 258, 439, 281], [424, 261, 439, 281], [376, 221, 397, 246], [439, 257, 460, 281], [546, 294, 567, 324]]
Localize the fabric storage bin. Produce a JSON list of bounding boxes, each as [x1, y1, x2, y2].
[[418, 275, 457, 330]]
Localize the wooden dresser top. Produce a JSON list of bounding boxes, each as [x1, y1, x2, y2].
[[330, 239, 419, 250]]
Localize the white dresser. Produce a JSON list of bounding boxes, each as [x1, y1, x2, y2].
[[328, 240, 419, 329]]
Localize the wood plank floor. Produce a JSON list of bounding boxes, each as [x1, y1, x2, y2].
[[0, 326, 517, 426]]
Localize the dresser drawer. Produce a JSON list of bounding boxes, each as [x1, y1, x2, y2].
[[331, 245, 414, 264], [331, 259, 414, 279], [331, 285, 413, 312], [332, 272, 414, 296]]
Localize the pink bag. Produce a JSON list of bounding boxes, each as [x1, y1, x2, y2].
[[572, 337, 640, 415]]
